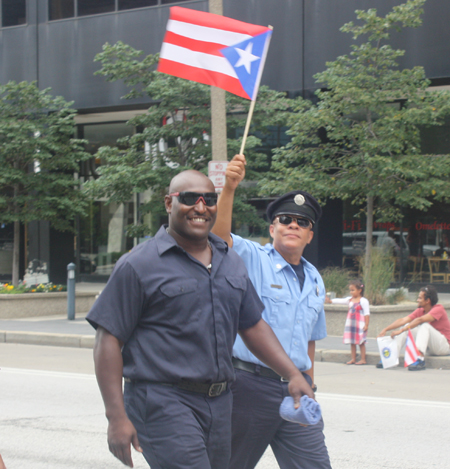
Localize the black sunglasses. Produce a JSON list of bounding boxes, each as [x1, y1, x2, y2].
[[169, 191, 218, 207], [276, 215, 312, 228]]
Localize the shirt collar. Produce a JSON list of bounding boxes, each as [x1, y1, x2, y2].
[[266, 243, 318, 279], [155, 225, 228, 256]]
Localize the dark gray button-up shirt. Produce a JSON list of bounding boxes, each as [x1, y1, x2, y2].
[[87, 225, 263, 383]]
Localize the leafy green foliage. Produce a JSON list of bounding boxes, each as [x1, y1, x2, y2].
[[261, 0, 450, 261], [359, 249, 395, 305], [320, 266, 353, 297], [86, 41, 291, 235], [0, 81, 90, 229]]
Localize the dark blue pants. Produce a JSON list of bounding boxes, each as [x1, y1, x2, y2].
[[229, 369, 331, 469], [124, 381, 232, 469]]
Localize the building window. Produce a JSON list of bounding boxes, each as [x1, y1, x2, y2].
[[48, 0, 193, 20], [2, 0, 26, 27], [119, 0, 158, 11], [78, 0, 115, 17], [49, 0, 74, 20]]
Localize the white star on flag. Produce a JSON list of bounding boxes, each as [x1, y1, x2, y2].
[[158, 6, 272, 101], [234, 42, 259, 74]]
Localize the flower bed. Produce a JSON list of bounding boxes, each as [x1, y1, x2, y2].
[[0, 282, 67, 294], [0, 283, 98, 319]]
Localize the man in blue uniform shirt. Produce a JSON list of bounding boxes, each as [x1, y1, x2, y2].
[[212, 154, 331, 469], [87, 169, 314, 469]]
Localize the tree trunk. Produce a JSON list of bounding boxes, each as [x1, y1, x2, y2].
[[12, 220, 20, 286], [364, 195, 374, 280]]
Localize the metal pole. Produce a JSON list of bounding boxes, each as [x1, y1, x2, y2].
[[67, 263, 76, 320], [209, 0, 228, 161]]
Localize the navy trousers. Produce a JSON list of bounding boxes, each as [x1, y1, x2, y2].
[[229, 369, 331, 469], [124, 381, 232, 469]]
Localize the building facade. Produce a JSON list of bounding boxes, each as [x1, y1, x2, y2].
[[1, 0, 450, 284]]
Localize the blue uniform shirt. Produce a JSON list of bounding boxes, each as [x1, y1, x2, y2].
[[87, 226, 263, 383], [231, 234, 327, 371]]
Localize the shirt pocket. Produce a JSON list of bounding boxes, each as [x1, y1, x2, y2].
[[159, 279, 199, 326], [224, 276, 246, 315], [261, 284, 291, 329], [306, 294, 323, 329]]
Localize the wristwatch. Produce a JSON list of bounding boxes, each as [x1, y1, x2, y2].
[[311, 384, 317, 393]]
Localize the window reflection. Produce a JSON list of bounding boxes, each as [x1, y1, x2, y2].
[[49, 0, 74, 20], [2, 0, 26, 27], [119, 0, 158, 11], [78, 0, 115, 17]]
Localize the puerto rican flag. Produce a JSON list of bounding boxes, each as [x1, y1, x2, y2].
[[158, 7, 272, 100], [404, 329, 420, 367]]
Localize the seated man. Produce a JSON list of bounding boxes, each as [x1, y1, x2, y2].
[[377, 285, 450, 370]]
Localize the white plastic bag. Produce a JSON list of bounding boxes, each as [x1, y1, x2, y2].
[[377, 336, 399, 369]]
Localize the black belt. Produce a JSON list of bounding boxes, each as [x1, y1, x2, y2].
[[123, 378, 228, 397], [232, 357, 288, 381]]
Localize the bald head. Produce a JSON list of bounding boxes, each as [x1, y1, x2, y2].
[[169, 170, 215, 194], [164, 169, 217, 245]]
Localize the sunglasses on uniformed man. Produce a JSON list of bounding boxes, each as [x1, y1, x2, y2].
[[276, 215, 312, 228], [169, 191, 218, 207]]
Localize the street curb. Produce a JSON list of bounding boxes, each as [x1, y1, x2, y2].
[[1, 330, 449, 370], [315, 349, 450, 370], [0, 331, 95, 349]]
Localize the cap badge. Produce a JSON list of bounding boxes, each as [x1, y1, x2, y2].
[[294, 194, 305, 206]]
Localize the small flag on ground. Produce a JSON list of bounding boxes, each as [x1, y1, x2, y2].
[[404, 329, 420, 367], [158, 6, 272, 100]]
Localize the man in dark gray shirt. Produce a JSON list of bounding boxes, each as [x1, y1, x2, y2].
[[87, 169, 314, 469]]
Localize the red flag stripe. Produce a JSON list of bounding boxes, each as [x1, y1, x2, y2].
[[170, 6, 269, 36], [404, 329, 420, 367], [158, 59, 250, 99], [167, 19, 252, 47], [409, 330, 419, 354], [162, 31, 226, 57]]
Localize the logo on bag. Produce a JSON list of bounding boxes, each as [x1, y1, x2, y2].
[[382, 347, 391, 358]]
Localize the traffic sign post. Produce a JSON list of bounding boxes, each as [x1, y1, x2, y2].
[[208, 161, 228, 192]]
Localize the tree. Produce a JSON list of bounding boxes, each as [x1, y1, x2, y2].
[[261, 0, 450, 275], [85, 42, 290, 237], [0, 81, 90, 285]]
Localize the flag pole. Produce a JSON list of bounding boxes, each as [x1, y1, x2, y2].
[[239, 99, 257, 155], [238, 25, 272, 156]]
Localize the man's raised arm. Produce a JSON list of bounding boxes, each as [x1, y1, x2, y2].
[[211, 154, 246, 247]]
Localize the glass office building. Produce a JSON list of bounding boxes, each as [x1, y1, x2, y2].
[[1, 0, 450, 285]]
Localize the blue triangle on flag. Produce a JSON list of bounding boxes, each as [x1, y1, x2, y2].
[[220, 30, 271, 100]]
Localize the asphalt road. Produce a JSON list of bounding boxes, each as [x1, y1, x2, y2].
[[1, 343, 450, 468]]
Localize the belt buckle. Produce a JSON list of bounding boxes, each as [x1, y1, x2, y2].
[[280, 377, 289, 383], [208, 382, 226, 397]]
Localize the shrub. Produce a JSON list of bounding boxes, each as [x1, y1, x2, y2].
[[320, 266, 352, 298], [360, 248, 395, 305]]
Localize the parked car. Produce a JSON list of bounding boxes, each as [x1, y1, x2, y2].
[[343, 231, 410, 262]]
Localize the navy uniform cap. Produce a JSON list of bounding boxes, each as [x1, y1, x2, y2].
[[266, 190, 322, 225]]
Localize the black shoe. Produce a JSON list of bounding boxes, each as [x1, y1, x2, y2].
[[376, 360, 383, 369], [408, 359, 426, 371]]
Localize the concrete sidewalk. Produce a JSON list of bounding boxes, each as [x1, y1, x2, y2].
[[0, 283, 449, 370]]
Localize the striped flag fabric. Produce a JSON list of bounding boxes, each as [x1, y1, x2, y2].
[[404, 329, 420, 367], [158, 6, 272, 100]]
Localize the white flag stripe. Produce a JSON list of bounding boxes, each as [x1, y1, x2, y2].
[[160, 42, 238, 79], [167, 19, 252, 47]]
